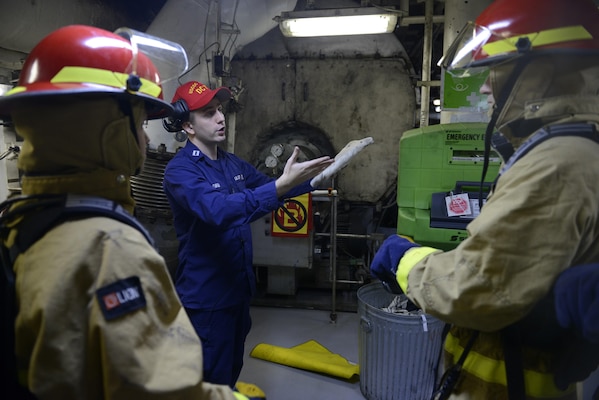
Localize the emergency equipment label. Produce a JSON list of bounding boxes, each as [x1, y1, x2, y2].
[[272, 193, 311, 237], [96, 276, 146, 321], [446, 133, 483, 141]]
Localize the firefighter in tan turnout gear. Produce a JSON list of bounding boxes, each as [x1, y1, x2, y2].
[[371, 0, 599, 398], [0, 25, 248, 400]]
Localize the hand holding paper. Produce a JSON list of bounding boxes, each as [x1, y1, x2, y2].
[[310, 137, 374, 187]]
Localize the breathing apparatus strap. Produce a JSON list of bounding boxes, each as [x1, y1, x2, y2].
[[0, 193, 154, 397], [500, 123, 599, 176], [478, 38, 534, 210], [430, 330, 479, 400], [3, 194, 154, 263]]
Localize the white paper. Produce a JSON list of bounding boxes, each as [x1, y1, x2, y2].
[[310, 137, 374, 187]]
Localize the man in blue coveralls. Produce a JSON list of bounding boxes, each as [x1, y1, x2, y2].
[[162, 80, 333, 389]]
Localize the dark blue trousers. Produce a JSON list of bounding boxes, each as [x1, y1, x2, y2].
[[185, 302, 252, 387]]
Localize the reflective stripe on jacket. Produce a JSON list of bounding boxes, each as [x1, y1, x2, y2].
[[444, 328, 574, 399]]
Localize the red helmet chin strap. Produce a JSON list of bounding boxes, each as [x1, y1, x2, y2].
[[478, 49, 531, 210]]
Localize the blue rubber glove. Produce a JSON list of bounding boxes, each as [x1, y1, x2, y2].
[[554, 263, 599, 343], [370, 234, 420, 294]]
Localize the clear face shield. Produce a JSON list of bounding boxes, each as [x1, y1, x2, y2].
[[114, 27, 189, 92], [438, 22, 527, 79]]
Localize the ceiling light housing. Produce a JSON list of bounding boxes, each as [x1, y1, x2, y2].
[[277, 7, 399, 38]]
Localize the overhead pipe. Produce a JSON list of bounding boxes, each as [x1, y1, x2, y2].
[[0, 0, 130, 55], [144, 0, 298, 153], [419, 0, 434, 127], [146, 0, 298, 98]]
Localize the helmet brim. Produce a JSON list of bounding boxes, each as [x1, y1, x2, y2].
[[0, 83, 174, 120]]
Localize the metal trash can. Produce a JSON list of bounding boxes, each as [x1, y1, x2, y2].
[[358, 282, 445, 400]]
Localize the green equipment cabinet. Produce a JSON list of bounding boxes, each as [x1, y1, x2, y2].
[[397, 122, 501, 251]]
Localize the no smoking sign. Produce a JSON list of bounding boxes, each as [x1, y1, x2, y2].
[[271, 193, 312, 237]]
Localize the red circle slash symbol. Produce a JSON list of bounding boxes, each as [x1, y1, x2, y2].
[[275, 200, 307, 232], [449, 196, 469, 214]]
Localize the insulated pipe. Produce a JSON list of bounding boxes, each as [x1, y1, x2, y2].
[[419, 0, 434, 127], [146, 0, 298, 100], [0, 0, 128, 54], [144, 0, 298, 153]]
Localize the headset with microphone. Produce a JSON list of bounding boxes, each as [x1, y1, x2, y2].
[[162, 99, 189, 133]]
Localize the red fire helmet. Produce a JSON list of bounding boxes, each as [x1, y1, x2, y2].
[[439, 0, 599, 75], [0, 25, 188, 119]]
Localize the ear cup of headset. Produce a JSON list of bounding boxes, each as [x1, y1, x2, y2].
[[172, 99, 189, 118], [162, 99, 189, 132]]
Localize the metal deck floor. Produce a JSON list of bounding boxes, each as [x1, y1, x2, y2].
[[239, 306, 599, 400], [239, 306, 364, 400]]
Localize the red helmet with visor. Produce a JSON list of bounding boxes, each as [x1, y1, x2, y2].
[[439, 0, 599, 76], [0, 25, 188, 119]]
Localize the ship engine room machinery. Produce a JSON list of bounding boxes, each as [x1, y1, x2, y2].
[[232, 55, 417, 300], [0, 0, 504, 310], [129, 36, 420, 306]]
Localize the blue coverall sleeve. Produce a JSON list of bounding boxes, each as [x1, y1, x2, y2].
[[164, 153, 313, 229]]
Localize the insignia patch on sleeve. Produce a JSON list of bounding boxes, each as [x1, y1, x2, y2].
[[96, 276, 147, 321]]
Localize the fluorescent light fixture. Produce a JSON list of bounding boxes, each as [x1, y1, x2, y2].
[[277, 7, 398, 38]]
